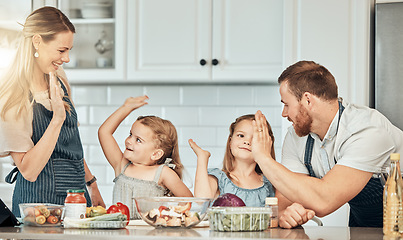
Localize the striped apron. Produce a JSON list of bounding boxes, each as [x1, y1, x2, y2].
[[304, 101, 383, 227], [5, 79, 91, 217]]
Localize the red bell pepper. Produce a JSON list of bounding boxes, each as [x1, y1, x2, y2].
[[107, 202, 130, 224]]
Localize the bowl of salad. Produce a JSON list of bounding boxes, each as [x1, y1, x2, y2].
[[134, 197, 212, 228]]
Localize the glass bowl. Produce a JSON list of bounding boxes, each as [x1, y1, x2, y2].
[[134, 197, 212, 228], [19, 203, 65, 227]]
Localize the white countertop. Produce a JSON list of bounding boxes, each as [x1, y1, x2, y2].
[[0, 223, 384, 240]]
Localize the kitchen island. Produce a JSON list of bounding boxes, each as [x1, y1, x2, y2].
[[0, 224, 384, 240]]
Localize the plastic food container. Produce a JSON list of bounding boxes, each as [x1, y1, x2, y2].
[[19, 203, 64, 227], [62, 219, 127, 229], [208, 207, 274, 232]]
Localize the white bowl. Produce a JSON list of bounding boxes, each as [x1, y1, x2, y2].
[[82, 3, 112, 18]]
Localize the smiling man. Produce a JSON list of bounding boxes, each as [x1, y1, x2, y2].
[[252, 60, 403, 228]]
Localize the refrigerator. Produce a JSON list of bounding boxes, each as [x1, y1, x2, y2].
[[374, 1, 403, 131]]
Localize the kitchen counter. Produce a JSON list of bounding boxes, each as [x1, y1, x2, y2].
[[0, 224, 384, 240]]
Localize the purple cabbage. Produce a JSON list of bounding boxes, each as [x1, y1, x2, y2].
[[212, 193, 246, 207]]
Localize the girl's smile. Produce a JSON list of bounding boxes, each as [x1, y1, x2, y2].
[[238, 146, 251, 152], [123, 121, 158, 165]]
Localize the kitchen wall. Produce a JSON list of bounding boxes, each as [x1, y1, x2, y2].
[[0, 83, 283, 208], [0, 0, 374, 227], [73, 83, 283, 205]]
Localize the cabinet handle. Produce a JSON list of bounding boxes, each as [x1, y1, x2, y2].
[[212, 59, 219, 66], [199, 59, 207, 66]]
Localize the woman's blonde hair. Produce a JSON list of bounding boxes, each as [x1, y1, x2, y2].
[[222, 114, 276, 178], [0, 6, 75, 120], [136, 116, 184, 179]]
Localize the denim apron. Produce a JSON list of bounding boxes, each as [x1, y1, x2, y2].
[[304, 101, 383, 227], [5, 79, 91, 217]]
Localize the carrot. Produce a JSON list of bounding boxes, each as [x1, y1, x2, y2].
[[38, 207, 50, 218], [47, 215, 58, 224], [34, 208, 41, 217], [35, 215, 46, 225]]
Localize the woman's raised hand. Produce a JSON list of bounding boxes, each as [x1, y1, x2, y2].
[[49, 72, 66, 124], [252, 110, 274, 163], [123, 95, 149, 111]]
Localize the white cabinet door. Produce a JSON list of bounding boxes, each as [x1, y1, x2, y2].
[[212, 0, 284, 83], [127, 0, 284, 83], [127, 0, 211, 82], [59, 0, 126, 83]]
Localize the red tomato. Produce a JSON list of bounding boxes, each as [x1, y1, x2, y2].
[[107, 202, 130, 225], [158, 206, 168, 213]]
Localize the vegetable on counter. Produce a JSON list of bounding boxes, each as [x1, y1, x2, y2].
[[86, 206, 107, 218], [22, 205, 63, 226], [63, 212, 128, 229], [144, 203, 200, 227], [107, 202, 130, 224], [212, 193, 246, 207], [208, 207, 272, 232], [46, 216, 58, 224], [35, 215, 46, 225], [81, 212, 127, 222]]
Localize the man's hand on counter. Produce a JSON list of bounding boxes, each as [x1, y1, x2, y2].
[[279, 202, 315, 229]]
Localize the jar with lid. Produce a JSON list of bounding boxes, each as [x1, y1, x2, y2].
[[265, 197, 278, 228], [64, 189, 87, 219]]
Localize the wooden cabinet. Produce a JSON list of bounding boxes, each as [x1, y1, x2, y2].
[[126, 0, 284, 83]]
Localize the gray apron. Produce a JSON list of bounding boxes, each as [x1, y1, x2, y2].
[[304, 101, 383, 227], [5, 79, 91, 217]]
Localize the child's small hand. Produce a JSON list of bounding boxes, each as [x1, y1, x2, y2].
[[188, 139, 211, 162], [123, 95, 149, 110]]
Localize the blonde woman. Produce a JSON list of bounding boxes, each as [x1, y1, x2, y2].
[[0, 6, 104, 217]]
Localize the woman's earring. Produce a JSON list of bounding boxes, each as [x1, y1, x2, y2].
[[34, 48, 39, 58]]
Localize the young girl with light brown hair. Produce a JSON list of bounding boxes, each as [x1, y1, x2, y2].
[[189, 114, 275, 206], [98, 95, 192, 219]]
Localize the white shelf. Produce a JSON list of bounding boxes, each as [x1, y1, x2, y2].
[[70, 18, 115, 24]]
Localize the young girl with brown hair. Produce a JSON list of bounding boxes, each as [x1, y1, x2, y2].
[[98, 95, 192, 219], [189, 114, 275, 206]]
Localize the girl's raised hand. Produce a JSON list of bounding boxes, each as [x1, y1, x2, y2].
[[49, 72, 66, 123], [252, 110, 274, 163], [188, 139, 211, 164], [123, 95, 149, 111]]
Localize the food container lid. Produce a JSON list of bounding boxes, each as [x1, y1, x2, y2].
[[265, 197, 278, 205], [208, 207, 272, 214]]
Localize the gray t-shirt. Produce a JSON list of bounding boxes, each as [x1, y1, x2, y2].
[[113, 162, 168, 219]]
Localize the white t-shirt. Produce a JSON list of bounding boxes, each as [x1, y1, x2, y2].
[[0, 86, 65, 157], [281, 100, 403, 178]]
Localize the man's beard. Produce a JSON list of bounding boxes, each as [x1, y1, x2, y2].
[[292, 103, 312, 137]]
